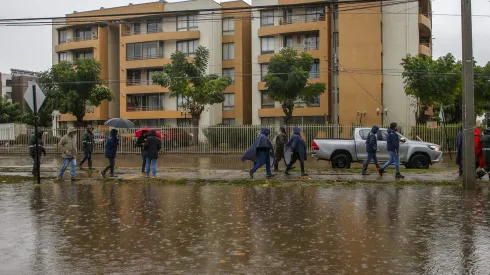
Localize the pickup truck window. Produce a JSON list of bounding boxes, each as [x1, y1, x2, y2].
[[359, 129, 370, 140], [378, 130, 388, 141]]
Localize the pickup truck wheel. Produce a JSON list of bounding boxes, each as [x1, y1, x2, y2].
[[409, 155, 430, 169], [332, 154, 351, 169]]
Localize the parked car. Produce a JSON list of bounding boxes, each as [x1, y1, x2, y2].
[[311, 127, 443, 169], [161, 128, 193, 147]]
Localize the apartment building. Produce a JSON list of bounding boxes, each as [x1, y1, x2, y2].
[[251, 0, 432, 126], [0, 73, 12, 103], [52, 0, 252, 127]]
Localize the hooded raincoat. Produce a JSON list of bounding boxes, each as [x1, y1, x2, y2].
[[242, 128, 274, 163], [285, 126, 307, 164]]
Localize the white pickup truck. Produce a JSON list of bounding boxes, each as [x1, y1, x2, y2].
[[311, 127, 443, 169]]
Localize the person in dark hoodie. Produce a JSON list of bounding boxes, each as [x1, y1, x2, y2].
[[284, 126, 308, 176], [143, 129, 162, 178], [361, 125, 382, 176], [100, 129, 119, 178], [28, 130, 46, 176], [273, 126, 288, 172], [135, 129, 149, 174], [380, 122, 404, 178], [79, 125, 95, 170], [456, 126, 463, 176], [242, 128, 275, 179]]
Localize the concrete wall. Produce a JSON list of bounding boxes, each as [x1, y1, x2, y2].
[[382, 2, 419, 126], [108, 25, 121, 119]]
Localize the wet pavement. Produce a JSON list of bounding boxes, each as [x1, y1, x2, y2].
[[1, 183, 490, 274]]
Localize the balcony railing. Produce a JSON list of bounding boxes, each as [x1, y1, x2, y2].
[[60, 36, 97, 44], [126, 79, 158, 86], [126, 105, 165, 112], [279, 15, 326, 25], [122, 28, 164, 36], [126, 53, 164, 61], [282, 43, 320, 52]]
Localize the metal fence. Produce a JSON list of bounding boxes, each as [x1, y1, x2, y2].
[[0, 124, 462, 155]]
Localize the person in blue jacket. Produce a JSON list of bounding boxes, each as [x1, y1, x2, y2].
[[242, 128, 275, 179], [100, 129, 119, 178], [361, 125, 382, 176], [380, 122, 405, 178], [284, 126, 308, 176]]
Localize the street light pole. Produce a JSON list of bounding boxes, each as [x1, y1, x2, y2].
[[461, 0, 476, 189]]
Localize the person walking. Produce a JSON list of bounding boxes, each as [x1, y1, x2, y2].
[[100, 129, 119, 178], [475, 127, 485, 170], [380, 122, 405, 179], [57, 127, 78, 181], [79, 125, 95, 170], [476, 128, 490, 179], [242, 128, 275, 179], [456, 126, 463, 176], [284, 126, 308, 176], [28, 130, 46, 176], [144, 130, 162, 178], [361, 125, 382, 176], [135, 130, 149, 174], [273, 126, 288, 172]]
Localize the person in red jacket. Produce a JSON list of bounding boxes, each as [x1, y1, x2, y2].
[[475, 127, 486, 169]]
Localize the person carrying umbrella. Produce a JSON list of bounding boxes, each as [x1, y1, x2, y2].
[[28, 130, 46, 176], [242, 128, 275, 179], [284, 126, 308, 176], [100, 129, 119, 178], [144, 129, 162, 178], [79, 125, 95, 170], [57, 127, 77, 181], [135, 129, 149, 174]]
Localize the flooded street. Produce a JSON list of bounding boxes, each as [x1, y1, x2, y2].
[[1, 183, 489, 274]]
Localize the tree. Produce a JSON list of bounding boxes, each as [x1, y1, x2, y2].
[[401, 53, 461, 123], [44, 58, 113, 126], [152, 46, 232, 129], [264, 47, 326, 124], [0, 95, 21, 124]]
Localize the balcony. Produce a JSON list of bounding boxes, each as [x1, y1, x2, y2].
[[121, 30, 200, 44], [418, 13, 432, 37], [126, 53, 164, 61], [279, 15, 326, 25], [419, 42, 432, 57], [259, 14, 326, 37], [122, 28, 163, 37], [282, 43, 319, 52], [127, 105, 165, 112], [55, 36, 98, 52]]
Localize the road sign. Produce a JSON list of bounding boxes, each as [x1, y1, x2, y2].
[[24, 81, 45, 112]]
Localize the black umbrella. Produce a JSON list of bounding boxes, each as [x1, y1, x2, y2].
[[104, 118, 135, 128]]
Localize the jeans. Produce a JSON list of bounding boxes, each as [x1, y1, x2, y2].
[[362, 152, 381, 172], [59, 158, 76, 177], [250, 150, 272, 175], [79, 151, 92, 168], [141, 154, 147, 173], [146, 157, 157, 176], [382, 151, 400, 173], [102, 158, 115, 176], [286, 152, 305, 173]]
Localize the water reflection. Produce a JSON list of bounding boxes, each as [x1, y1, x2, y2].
[[0, 184, 489, 274]]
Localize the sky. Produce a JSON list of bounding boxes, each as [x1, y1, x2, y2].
[[0, 0, 490, 73]]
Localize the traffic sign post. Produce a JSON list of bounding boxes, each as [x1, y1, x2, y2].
[[24, 81, 45, 184]]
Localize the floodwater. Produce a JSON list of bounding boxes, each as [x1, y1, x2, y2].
[[1, 183, 489, 274]]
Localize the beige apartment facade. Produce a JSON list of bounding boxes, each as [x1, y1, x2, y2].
[[52, 0, 252, 127]]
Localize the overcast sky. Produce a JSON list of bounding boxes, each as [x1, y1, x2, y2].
[[0, 0, 489, 73]]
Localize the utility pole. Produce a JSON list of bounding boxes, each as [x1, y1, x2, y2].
[[461, 0, 476, 189], [330, 0, 339, 137], [33, 85, 41, 184]]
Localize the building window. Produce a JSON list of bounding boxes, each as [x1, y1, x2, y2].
[[261, 37, 275, 54], [307, 95, 320, 107], [306, 7, 325, 22], [284, 36, 293, 48], [126, 93, 165, 112], [261, 117, 275, 125], [5, 79, 12, 87], [177, 15, 198, 31], [133, 23, 141, 35], [147, 21, 162, 33], [147, 69, 162, 85], [260, 10, 275, 27], [261, 91, 274, 109], [309, 59, 320, 79], [58, 52, 68, 62], [304, 34, 320, 50], [222, 43, 235, 60], [134, 119, 163, 127], [176, 40, 199, 57], [222, 18, 235, 34], [177, 95, 188, 111], [177, 118, 191, 127], [126, 41, 164, 60], [75, 50, 93, 59], [292, 116, 326, 125], [126, 70, 142, 86], [222, 118, 235, 125], [75, 28, 92, 41], [58, 29, 67, 44], [223, 93, 235, 111], [222, 68, 235, 84], [260, 63, 269, 81]]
